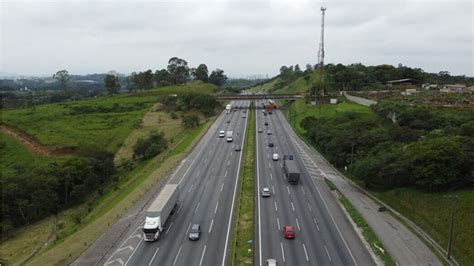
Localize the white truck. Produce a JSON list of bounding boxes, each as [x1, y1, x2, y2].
[[143, 184, 179, 241], [226, 131, 233, 142], [225, 104, 231, 114]]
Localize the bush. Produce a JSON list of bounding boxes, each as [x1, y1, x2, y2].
[[133, 131, 167, 159], [182, 114, 200, 129]]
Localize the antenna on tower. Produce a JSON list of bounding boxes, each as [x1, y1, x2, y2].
[[317, 6, 326, 69]]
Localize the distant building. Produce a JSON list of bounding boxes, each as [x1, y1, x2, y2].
[[440, 84, 466, 93], [421, 83, 438, 90], [401, 88, 419, 96], [387, 78, 421, 87]]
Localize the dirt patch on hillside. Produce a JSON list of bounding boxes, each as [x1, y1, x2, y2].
[[1, 124, 75, 156]]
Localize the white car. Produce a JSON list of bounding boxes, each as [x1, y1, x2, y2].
[[261, 187, 271, 197], [272, 153, 280, 161], [219, 130, 225, 138]]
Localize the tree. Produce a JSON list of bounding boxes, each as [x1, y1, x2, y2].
[[104, 74, 120, 95], [167, 57, 189, 84], [305, 63, 313, 74], [53, 70, 70, 96], [209, 69, 227, 87], [154, 69, 172, 86], [133, 131, 167, 159], [182, 113, 200, 128], [193, 64, 209, 82]]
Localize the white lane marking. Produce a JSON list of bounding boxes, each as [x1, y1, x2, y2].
[[310, 178, 356, 264], [187, 222, 192, 232], [256, 106, 263, 266], [274, 201, 278, 212], [307, 202, 312, 212], [220, 183, 224, 192], [280, 242, 286, 262], [166, 222, 174, 234], [296, 218, 301, 231], [209, 219, 214, 233], [211, 167, 215, 173], [214, 201, 219, 214], [268, 163, 271, 169], [222, 103, 249, 266], [199, 245, 207, 266], [172, 245, 182, 266], [313, 218, 320, 231], [230, 152, 233, 156], [228, 160, 230, 166], [324, 245, 332, 262], [291, 202, 295, 212], [287, 186, 290, 195], [188, 184, 194, 193], [195, 202, 200, 213], [224, 170, 227, 177], [303, 244, 309, 261], [270, 173, 273, 180], [277, 217, 281, 230], [149, 247, 160, 266], [124, 239, 142, 266], [272, 185, 275, 194], [301, 187, 305, 195]]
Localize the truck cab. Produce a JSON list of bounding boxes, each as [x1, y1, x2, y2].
[[143, 216, 161, 241]]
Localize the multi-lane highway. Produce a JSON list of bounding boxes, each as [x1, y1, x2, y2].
[[255, 102, 375, 266], [104, 101, 249, 266]]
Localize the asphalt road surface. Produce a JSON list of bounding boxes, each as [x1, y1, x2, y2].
[[255, 103, 375, 266], [103, 101, 249, 266]]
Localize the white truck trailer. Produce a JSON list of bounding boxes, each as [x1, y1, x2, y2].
[[226, 131, 233, 142], [143, 184, 179, 241], [225, 104, 231, 114]]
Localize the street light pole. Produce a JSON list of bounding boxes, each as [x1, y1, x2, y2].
[[447, 196, 456, 260]]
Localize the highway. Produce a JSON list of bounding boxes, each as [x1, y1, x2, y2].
[[104, 101, 249, 266], [255, 102, 375, 266]]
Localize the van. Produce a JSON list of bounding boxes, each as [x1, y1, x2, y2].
[[266, 259, 277, 266]]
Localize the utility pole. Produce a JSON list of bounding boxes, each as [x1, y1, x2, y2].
[[317, 6, 327, 103], [446, 195, 458, 260]]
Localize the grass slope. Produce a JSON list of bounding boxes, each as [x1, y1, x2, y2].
[[2, 95, 156, 153], [246, 78, 280, 93]]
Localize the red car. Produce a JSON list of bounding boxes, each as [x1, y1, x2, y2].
[[283, 226, 295, 239]]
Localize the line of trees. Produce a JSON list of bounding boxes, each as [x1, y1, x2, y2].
[[300, 101, 473, 191]]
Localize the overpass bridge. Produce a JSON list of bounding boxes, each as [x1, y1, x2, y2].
[[215, 94, 302, 101]]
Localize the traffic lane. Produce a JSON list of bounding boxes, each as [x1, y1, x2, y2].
[[257, 112, 310, 266], [271, 111, 358, 265], [269, 122, 340, 265], [275, 110, 376, 265]]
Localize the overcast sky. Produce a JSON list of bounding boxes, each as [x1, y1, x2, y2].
[[1, 0, 473, 77]]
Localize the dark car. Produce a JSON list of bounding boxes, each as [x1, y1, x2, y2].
[[189, 224, 201, 240], [264, 122, 268, 126], [268, 142, 274, 147], [283, 226, 295, 239], [235, 145, 241, 151]]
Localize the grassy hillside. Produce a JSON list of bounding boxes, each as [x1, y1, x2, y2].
[[247, 71, 324, 94], [246, 78, 280, 93], [2, 95, 156, 153]]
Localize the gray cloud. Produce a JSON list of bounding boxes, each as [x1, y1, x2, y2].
[[1, 0, 472, 77]]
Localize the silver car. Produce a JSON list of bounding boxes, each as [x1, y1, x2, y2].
[[189, 224, 201, 240]]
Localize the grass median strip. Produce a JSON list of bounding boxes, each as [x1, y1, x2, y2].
[[230, 105, 255, 265]]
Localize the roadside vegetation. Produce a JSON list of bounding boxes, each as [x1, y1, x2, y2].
[[0, 79, 220, 264], [230, 104, 254, 265]]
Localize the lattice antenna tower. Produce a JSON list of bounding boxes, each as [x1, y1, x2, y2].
[[317, 6, 327, 69]]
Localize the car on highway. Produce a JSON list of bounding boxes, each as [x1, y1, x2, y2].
[[258, 128, 263, 133], [235, 144, 241, 151], [261, 187, 271, 197], [283, 225, 295, 239], [219, 130, 225, 138], [267, 130, 272, 135], [264, 122, 268, 126], [268, 142, 274, 147], [242, 114, 246, 118], [189, 224, 201, 240], [266, 259, 277, 266], [226, 120, 231, 123], [272, 153, 280, 161]]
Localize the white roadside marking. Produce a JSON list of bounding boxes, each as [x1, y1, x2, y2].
[[274, 201, 278, 212], [287, 186, 290, 195], [272, 185, 275, 194], [303, 243, 309, 261], [277, 217, 281, 230], [124, 239, 142, 266], [149, 247, 160, 266], [195, 202, 200, 213], [105, 259, 124, 266], [166, 222, 174, 234], [215, 201, 219, 214], [199, 245, 207, 266], [209, 219, 214, 233], [172, 245, 182, 266], [291, 202, 295, 212], [280, 242, 286, 262], [324, 245, 332, 262], [296, 218, 301, 231]]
